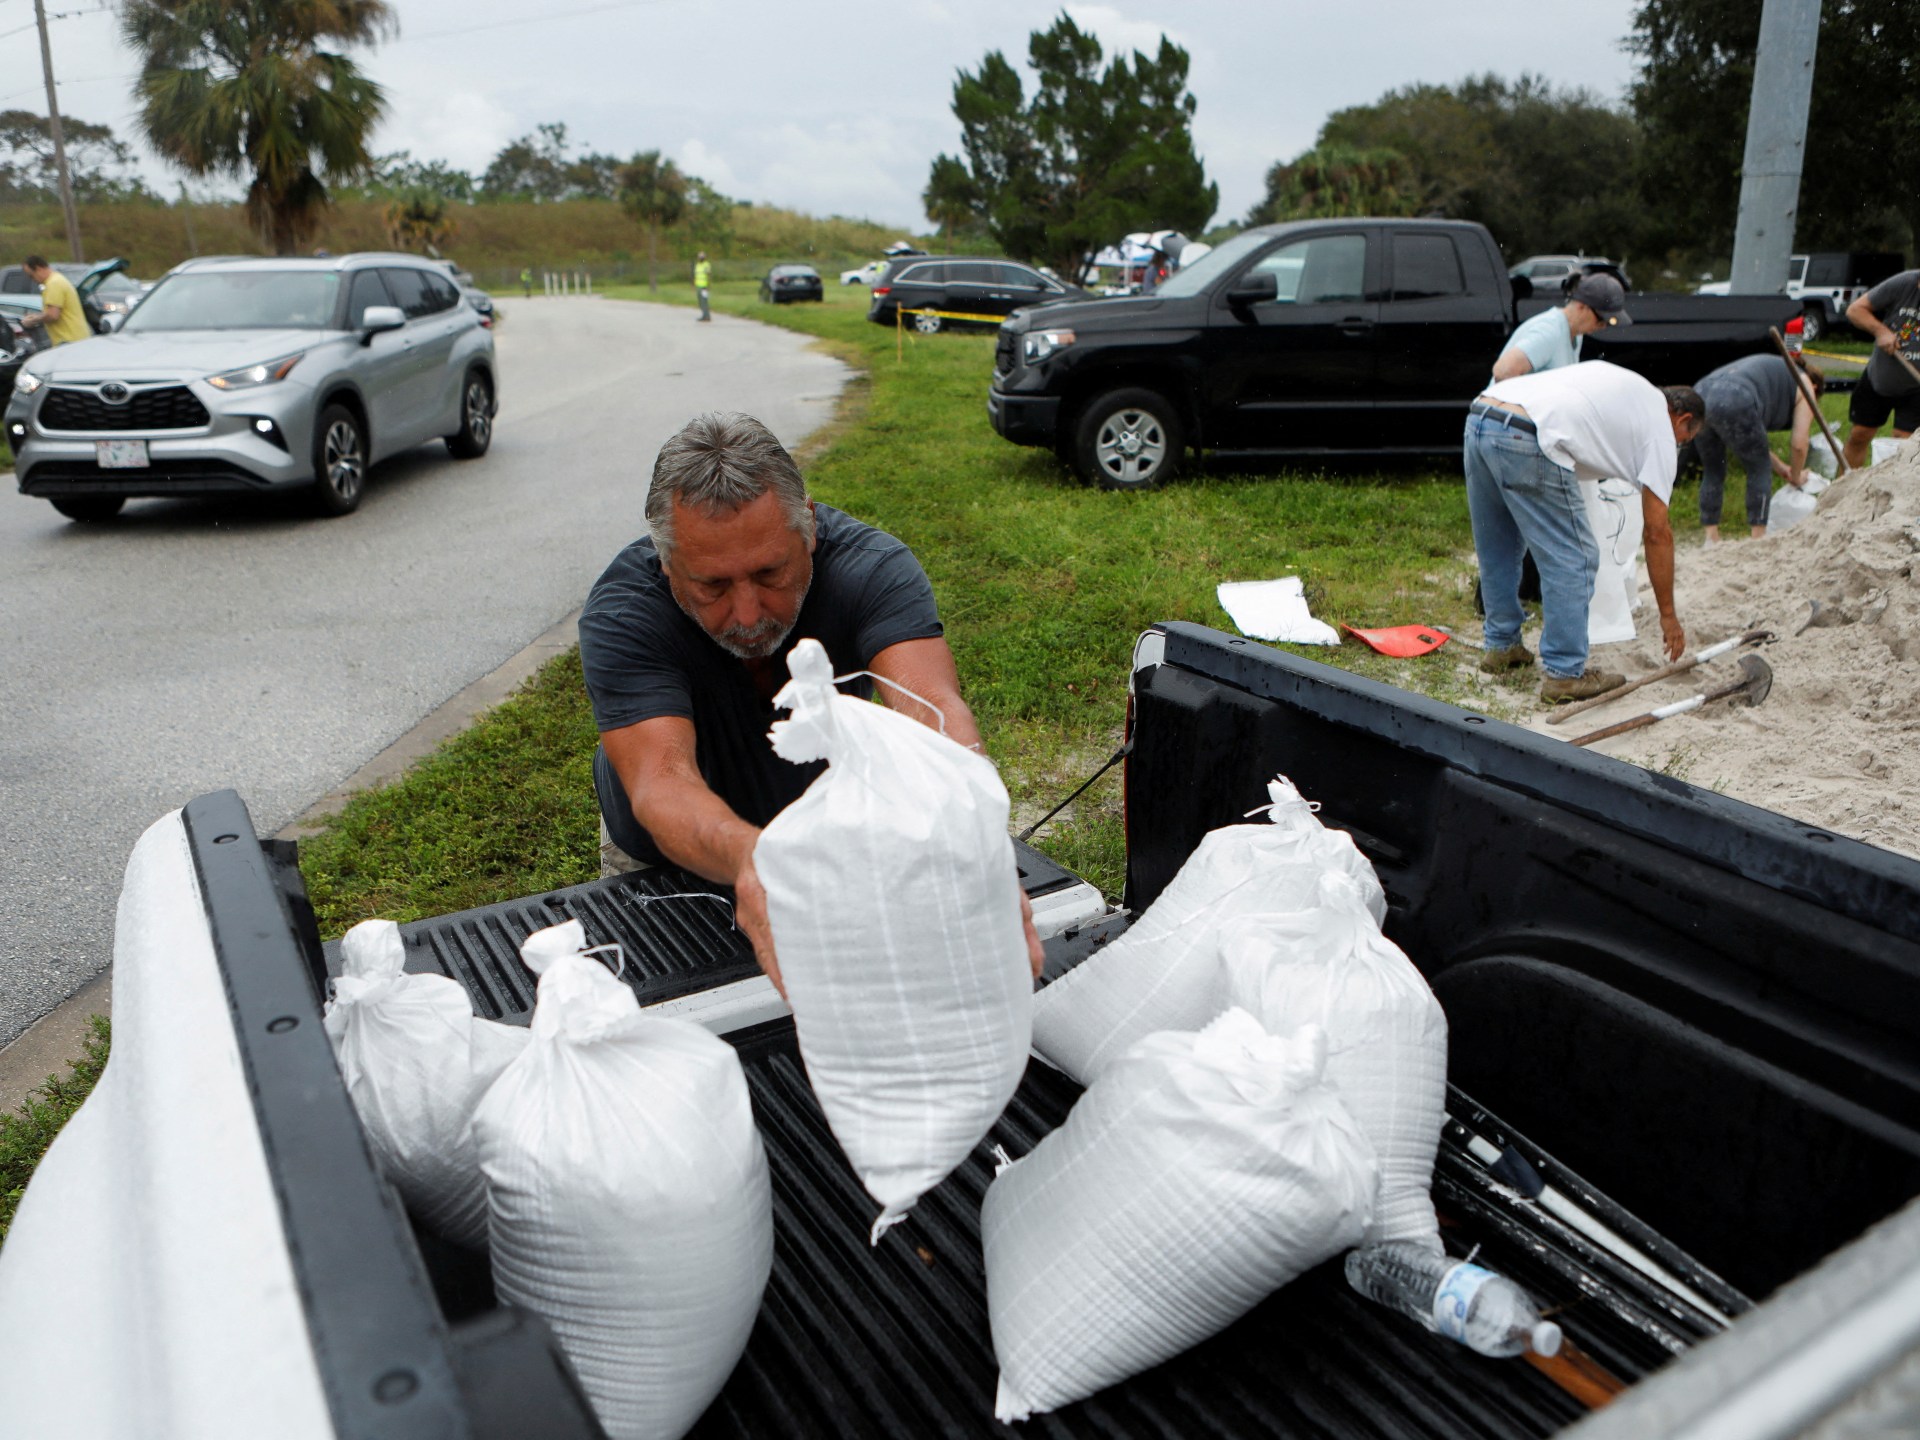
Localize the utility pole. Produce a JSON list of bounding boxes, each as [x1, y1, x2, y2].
[[1727, 0, 1820, 294], [32, 0, 83, 262]]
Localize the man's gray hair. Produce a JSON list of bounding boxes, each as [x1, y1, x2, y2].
[[645, 411, 812, 554]]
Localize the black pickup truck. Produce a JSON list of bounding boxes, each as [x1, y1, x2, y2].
[[988, 218, 1800, 489], [4, 622, 1917, 1438]]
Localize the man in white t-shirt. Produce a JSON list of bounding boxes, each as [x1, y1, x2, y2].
[[1465, 361, 1705, 702]]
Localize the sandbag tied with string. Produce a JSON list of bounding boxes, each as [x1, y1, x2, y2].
[[323, 918, 529, 1248], [1223, 868, 1449, 1251], [475, 920, 772, 1440], [1031, 774, 1385, 1087], [755, 637, 1033, 1244]]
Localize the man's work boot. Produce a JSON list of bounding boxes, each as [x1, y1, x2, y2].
[[1540, 668, 1627, 703], [1479, 642, 1535, 675]]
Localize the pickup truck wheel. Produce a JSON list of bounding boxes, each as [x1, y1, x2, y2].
[[50, 495, 124, 522], [1077, 388, 1183, 491], [446, 370, 494, 459], [310, 403, 366, 516], [1800, 305, 1826, 343], [912, 311, 943, 335]]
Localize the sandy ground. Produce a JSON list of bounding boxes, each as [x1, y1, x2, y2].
[[1474, 441, 1920, 859]]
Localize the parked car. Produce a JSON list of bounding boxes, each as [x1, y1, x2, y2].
[[840, 260, 888, 287], [760, 264, 823, 304], [0, 295, 41, 393], [989, 218, 1794, 489], [8, 251, 497, 523], [1693, 250, 1905, 340], [0, 257, 139, 334], [432, 260, 495, 323], [1508, 253, 1632, 296], [868, 255, 1087, 333]]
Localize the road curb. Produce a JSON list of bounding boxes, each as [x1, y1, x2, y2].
[[0, 609, 583, 1113]]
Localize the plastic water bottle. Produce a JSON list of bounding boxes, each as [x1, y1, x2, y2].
[[1345, 1243, 1563, 1358]]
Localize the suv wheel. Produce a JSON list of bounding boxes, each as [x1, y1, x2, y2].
[[50, 495, 124, 522], [912, 311, 943, 335], [311, 402, 367, 516], [446, 370, 494, 459], [1800, 304, 1826, 343], [1075, 388, 1183, 491]]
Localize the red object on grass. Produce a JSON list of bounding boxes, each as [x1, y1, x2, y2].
[[1342, 623, 1451, 657]]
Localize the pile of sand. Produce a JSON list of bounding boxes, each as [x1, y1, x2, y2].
[[1506, 443, 1920, 859]]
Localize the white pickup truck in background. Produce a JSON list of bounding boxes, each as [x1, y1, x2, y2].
[[1694, 249, 1907, 340]]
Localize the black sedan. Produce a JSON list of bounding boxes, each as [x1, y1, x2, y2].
[[760, 265, 823, 304]]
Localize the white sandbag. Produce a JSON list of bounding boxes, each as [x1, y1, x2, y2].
[[1583, 477, 1644, 645], [1768, 480, 1819, 534], [983, 1011, 1376, 1422], [1031, 775, 1385, 1085], [1222, 870, 1449, 1250], [323, 918, 529, 1248], [476, 922, 772, 1440], [755, 638, 1032, 1242]]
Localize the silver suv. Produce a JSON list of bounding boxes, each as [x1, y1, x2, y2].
[[8, 252, 497, 522]]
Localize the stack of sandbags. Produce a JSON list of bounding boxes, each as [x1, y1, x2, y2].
[[982, 1012, 1376, 1421], [1223, 870, 1449, 1249], [323, 918, 529, 1247], [756, 638, 1033, 1242], [1031, 774, 1384, 1084], [475, 921, 772, 1440]]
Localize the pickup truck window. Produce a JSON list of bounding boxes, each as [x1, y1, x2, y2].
[[1391, 234, 1466, 301], [1153, 230, 1269, 298], [1245, 235, 1366, 305]]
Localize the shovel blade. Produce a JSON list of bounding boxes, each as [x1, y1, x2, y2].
[[1734, 653, 1774, 707]]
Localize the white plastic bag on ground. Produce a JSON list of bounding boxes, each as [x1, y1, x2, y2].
[[1216, 576, 1340, 646], [1768, 479, 1821, 534], [755, 638, 1032, 1242], [1031, 776, 1385, 1085], [1222, 870, 1448, 1249], [983, 1012, 1376, 1422], [323, 918, 529, 1247], [475, 921, 772, 1440]]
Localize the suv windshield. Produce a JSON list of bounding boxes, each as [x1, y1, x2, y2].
[[122, 271, 342, 332], [1153, 231, 1272, 299]]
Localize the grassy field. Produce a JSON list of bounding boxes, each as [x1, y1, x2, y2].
[[298, 279, 1489, 925]]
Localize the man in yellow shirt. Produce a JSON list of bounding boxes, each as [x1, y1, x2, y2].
[[21, 256, 90, 346], [694, 252, 711, 323]]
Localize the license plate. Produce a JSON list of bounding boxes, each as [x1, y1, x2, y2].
[[95, 440, 149, 469]]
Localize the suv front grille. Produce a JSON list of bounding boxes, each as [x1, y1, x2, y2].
[[40, 385, 209, 432]]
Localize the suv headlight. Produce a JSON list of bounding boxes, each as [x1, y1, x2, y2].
[[207, 352, 304, 390], [13, 369, 42, 395], [1022, 329, 1076, 364]]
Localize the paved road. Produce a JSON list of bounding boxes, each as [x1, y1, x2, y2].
[[0, 298, 849, 1046]]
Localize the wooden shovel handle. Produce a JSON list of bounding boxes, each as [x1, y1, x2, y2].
[[1569, 710, 1665, 747], [1546, 629, 1771, 726], [1771, 327, 1848, 477]]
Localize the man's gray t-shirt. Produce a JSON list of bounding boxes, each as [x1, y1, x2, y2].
[[1696, 353, 1799, 430], [1863, 269, 1920, 398], [579, 503, 942, 864]]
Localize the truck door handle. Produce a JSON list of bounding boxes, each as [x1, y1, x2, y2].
[[1338, 317, 1374, 336]]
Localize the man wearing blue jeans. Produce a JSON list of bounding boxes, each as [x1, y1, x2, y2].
[[1466, 361, 1705, 702]]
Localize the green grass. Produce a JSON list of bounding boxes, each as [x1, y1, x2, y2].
[[0, 1016, 110, 1250], [297, 279, 1485, 925]]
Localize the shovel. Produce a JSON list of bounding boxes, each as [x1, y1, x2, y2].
[[1569, 655, 1773, 748], [1546, 628, 1773, 725]]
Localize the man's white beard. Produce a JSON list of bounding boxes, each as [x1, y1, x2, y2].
[[678, 572, 812, 660]]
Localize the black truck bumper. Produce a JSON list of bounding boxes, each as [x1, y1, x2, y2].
[[987, 387, 1060, 448]]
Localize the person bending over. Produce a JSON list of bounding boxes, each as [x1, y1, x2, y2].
[[1693, 353, 1824, 543]]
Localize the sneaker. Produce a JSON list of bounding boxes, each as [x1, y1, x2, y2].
[[1478, 643, 1535, 675], [1540, 668, 1627, 703]]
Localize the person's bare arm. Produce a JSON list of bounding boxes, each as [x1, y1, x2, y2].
[[869, 635, 1044, 979], [1848, 294, 1898, 353], [1490, 346, 1534, 382], [600, 715, 784, 994], [1642, 488, 1685, 660], [1785, 392, 1815, 484], [867, 635, 983, 748], [24, 300, 61, 329]]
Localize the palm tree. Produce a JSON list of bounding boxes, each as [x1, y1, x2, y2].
[[123, 0, 393, 255]]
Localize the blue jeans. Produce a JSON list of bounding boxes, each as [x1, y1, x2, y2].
[[1464, 413, 1599, 678]]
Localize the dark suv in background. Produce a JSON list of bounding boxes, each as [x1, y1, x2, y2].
[[868, 255, 1084, 333]]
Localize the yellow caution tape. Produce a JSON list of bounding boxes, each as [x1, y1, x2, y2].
[[898, 306, 1007, 325], [1803, 347, 1867, 364]]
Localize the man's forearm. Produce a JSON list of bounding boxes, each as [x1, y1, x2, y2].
[[1646, 530, 1677, 619], [630, 772, 759, 886]]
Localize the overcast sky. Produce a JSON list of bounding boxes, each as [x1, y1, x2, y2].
[[24, 0, 1644, 232]]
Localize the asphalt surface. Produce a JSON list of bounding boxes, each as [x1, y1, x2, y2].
[[0, 297, 850, 1047]]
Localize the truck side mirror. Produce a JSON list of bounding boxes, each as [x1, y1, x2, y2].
[[1511, 275, 1534, 302], [1226, 271, 1279, 308]]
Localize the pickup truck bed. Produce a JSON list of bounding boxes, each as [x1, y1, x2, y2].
[[6, 622, 1917, 1438]]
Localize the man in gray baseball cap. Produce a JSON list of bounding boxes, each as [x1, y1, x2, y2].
[[1491, 272, 1631, 382]]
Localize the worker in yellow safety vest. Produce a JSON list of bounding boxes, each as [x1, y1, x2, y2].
[[694, 253, 712, 323]]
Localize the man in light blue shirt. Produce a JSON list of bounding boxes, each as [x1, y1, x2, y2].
[[1490, 273, 1631, 382]]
